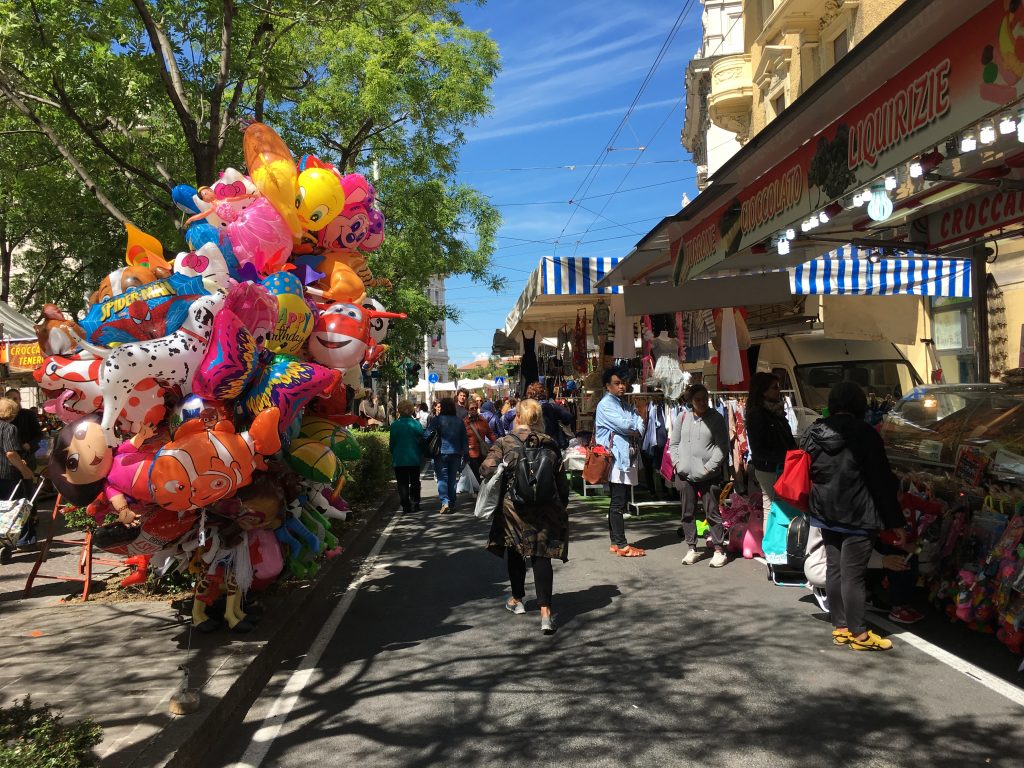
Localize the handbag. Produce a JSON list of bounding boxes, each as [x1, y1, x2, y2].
[[422, 428, 441, 458], [582, 435, 613, 485], [474, 462, 507, 519], [773, 449, 811, 512], [0, 480, 42, 549]]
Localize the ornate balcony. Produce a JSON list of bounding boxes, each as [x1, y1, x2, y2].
[[708, 53, 753, 141]]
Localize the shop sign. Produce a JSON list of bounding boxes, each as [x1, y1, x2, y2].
[[677, 0, 1022, 280], [918, 189, 1024, 248], [4, 341, 43, 372]]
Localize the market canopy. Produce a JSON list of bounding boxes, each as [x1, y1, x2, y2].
[[504, 256, 621, 339], [0, 301, 36, 340]]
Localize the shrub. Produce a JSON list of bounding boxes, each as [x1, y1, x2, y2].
[[0, 698, 102, 768], [344, 431, 392, 503]]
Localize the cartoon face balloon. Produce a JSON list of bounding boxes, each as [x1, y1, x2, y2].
[[295, 167, 345, 232], [307, 303, 370, 372], [361, 297, 392, 344], [361, 208, 385, 251], [317, 208, 370, 251], [262, 272, 314, 356]]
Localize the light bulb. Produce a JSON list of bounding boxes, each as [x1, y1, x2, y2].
[[818, 209, 829, 224], [866, 183, 893, 222], [980, 122, 996, 145], [1000, 114, 1017, 135], [960, 131, 977, 153], [785, 228, 796, 241], [801, 219, 812, 232], [778, 237, 790, 256], [854, 190, 868, 207], [909, 160, 923, 178], [885, 175, 897, 191]]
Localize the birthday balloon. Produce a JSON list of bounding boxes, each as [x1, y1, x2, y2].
[[242, 354, 340, 433], [262, 272, 314, 356]]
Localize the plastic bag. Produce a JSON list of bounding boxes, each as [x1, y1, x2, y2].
[[457, 465, 480, 497]]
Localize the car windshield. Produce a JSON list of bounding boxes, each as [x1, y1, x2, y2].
[[794, 360, 919, 411]]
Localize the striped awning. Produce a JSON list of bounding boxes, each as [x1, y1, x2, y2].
[[789, 248, 971, 298], [541, 256, 622, 295]]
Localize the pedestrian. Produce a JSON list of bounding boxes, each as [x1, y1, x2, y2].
[[526, 382, 573, 449], [454, 388, 470, 420], [501, 396, 518, 434], [464, 398, 496, 480], [5, 389, 42, 470], [424, 396, 467, 514], [389, 400, 424, 514], [0, 398, 36, 551], [802, 381, 903, 651], [745, 372, 796, 522], [595, 365, 646, 557], [416, 402, 431, 429], [481, 397, 569, 635], [479, 398, 504, 437], [671, 383, 730, 567]]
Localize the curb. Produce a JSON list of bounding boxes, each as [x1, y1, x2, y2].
[[144, 488, 399, 768]]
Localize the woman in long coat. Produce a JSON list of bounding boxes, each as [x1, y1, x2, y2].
[[480, 398, 569, 635]]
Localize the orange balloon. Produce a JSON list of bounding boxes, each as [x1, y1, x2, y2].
[[316, 251, 367, 303], [243, 123, 302, 237]]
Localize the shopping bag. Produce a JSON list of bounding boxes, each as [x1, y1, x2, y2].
[[762, 499, 804, 566], [773, 449, 811, 512], [582, 436, 613, 485], [0, 481, 42, 549], [659, 442, 675, 483], [456, 465, 480, 497], [474, 463, 507, 519]]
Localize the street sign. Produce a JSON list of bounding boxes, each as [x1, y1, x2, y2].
[[428, 372, 439, 384], [493, 376, 505, 386]]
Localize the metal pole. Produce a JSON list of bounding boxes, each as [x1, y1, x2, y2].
[[424, 330, 431, 403], [971, 244, 990, 382]]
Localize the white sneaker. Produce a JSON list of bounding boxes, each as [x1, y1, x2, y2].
[[709, 550, 728, 568], [681, 548, 702, 565]]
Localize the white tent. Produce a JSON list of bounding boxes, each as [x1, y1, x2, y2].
[[409, 380, 456, 394]]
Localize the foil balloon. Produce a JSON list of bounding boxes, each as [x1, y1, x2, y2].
[[149, 408, 282, 512], [300, 416, 362, 460], [295, 167, 345, 232], [80, 272, 207, 346], [92, 502, 198, 557], [168, 394, 216, 438], [242, 354, 340, 433], [223, 281, 278, 351], [308, 302, 406, 372], [317, 208, 370, 251], [361, 297, 393, 344], [362, 208, 385, 251], [185, 221, 239, 278], [285, 437, 342, 484], [192, 309, 259, 401], [224, 197, 293, 276], [243, 123, 302, 237], [315, 253, 367, 304], [340, 174, 372, 209], [262, 272, 314, 355], [173, 242, 232, 293]]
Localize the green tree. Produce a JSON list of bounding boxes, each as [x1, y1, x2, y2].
[[0, 0, 502, 334], [447, 363, 459, 382]]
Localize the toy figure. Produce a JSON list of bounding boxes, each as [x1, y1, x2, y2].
[[307, 302, 406, 373], [35, 305, 85, 357]]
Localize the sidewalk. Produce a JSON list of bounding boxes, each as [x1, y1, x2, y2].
[[0, 489, 397, 768]]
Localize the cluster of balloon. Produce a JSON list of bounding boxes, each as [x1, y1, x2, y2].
[[37, 123, 406, 634]]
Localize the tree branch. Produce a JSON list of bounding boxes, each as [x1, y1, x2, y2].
[[207, 0, 235, 159], [339, 117, 376, 170], [0, 73, 130, 224]]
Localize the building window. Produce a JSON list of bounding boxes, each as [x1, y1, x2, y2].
[[931, 297, 977, 383], [772, 93, 786, 117], [832, 30, 849, 62]]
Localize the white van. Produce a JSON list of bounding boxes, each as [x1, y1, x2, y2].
[[749, 335, 923, 433]]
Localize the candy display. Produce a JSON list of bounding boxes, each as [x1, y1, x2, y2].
[[37, 123, 406, 632]]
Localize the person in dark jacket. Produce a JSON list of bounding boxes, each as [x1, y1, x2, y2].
[[389, 400, 424, 513], [745, 372, 796, 523], [526, 382, 573, 449], [479, 398, 504, 437], [801, 381, 903, 652], [424, 397, 468, 514]]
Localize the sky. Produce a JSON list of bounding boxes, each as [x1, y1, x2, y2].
[[445, 0, 705, 366]]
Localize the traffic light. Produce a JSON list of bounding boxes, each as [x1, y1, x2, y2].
[[405, 362, 421, 387]]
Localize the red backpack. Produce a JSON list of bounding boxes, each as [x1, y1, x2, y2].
[[773, 449, 811, 512]]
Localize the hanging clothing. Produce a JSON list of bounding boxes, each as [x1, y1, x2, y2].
[[519, 330, 539, 396], [647, 332, 689, 400], [573, 310, 588, 374], [610, 294, 635, 360]]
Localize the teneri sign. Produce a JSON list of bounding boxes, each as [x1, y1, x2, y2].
[[675, 0, 1024, 284], [0, 341, 44, 373]]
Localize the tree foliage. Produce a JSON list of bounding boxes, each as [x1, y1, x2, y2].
[[0, 0, 502, 354]]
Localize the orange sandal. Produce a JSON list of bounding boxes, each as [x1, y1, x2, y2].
[[611, 544, 646, 557]]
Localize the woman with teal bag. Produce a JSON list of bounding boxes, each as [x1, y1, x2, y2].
[[389, 400, 424, 513]]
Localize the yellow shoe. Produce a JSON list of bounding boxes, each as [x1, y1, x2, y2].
[[832, 629, 854, 646], [849, 630, 893, 651]]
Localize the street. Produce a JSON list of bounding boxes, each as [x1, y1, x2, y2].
[[222, 479, 1024, 768]]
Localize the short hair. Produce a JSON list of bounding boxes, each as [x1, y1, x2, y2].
[[417, 402, 428, 412], [602, 366, 630, 386], [439, 397, 457, 416], [688, 383, 709, 399], [0, 398, 19, 421], [526, 382, 545, 399], [828, 381, 868, 420], [457, 388, 469, 397], [397, 400, 415, 417], [515, 398, 542, 428], [4, 388, 19, 398]]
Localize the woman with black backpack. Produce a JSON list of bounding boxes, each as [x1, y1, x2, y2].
[[480, 398, 569, 635]]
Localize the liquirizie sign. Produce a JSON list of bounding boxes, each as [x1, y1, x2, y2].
[[676, 0, 1020, 283]]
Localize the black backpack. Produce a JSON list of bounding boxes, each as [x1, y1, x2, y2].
[[507, 433, 560, 508]]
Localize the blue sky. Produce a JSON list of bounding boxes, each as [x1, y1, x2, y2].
[[445, 0, 704, 365]]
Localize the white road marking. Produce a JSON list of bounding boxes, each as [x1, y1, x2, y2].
[[228, 507, 405, 768]]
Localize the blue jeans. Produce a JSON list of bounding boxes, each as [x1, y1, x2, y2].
[[434, 454, 463, 507]]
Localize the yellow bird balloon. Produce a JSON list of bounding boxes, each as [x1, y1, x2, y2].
[[295, 167, 345, 232]]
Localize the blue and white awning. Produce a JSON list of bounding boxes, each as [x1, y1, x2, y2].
[[541, 256, 622, 296], [789, 247, 971, 298]]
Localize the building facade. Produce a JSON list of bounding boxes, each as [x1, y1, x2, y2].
[[425, 276, 451, 382]]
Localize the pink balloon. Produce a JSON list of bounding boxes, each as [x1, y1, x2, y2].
[[192, 309, 259, 401], [340, 174, 371, 209], [225, 197, 293, 275], [361, 208, 385, 251], [317, 208, 370, 251], [223, 281, 278, 351]]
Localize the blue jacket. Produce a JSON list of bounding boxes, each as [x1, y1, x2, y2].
[[426, 414, 467, 456], [389, 416, 424, 467], [480, 401, 504, 437], [595, 393, 645, 473], [501, 407, 516, 434], [540, 399, 573, 448]]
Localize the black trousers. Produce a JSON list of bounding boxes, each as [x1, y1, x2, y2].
[[822, 529, 875, 636], [608, 482, 630, 548], [508, 550, 554, 607], [393, 466, 421, 511], [679, 478, 724, 549], [467, 456, 483, 481]]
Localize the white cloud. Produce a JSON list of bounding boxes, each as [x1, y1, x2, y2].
[[474, 352, 489, 361], [472, 96, 680, 141]]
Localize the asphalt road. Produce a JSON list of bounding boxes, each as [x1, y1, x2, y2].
[[223, 481, 1024, 768]]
